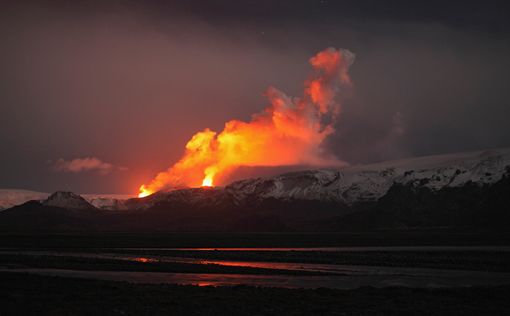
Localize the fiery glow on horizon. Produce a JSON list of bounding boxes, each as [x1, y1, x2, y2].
[[138, 48, 355, 197]]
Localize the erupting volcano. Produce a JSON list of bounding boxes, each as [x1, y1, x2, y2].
[[138, 48, 355, 197]]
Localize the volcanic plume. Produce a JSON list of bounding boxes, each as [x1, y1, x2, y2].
[[138, 48, 355, 197]]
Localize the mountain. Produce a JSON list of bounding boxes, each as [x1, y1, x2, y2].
[[1, 148, 509, 232], [0, 200, 103, 232], [42, 191, 96, 210], [331, 173, 510, 230], [0, 192, 100, 231], [131, 148, 510, 210], [225, 148, 510, 205], [0, 190, 133, 211], [81, 194, 133, 210], [103, 148, 510, 231]]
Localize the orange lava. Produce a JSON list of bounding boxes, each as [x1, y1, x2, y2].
[[138, 185, 152, 198], [201, 176, 213, 187]]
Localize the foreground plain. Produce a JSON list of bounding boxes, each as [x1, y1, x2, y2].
[[1, 272, 509, 315], [2, 232, 510, 315]]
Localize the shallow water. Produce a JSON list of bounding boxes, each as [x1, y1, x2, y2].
[[2, 250, 507, 276], [4, 268, 510, 289], [3, 247, 510, 289]]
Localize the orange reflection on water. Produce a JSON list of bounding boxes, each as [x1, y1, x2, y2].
[[133, 257, 155, 263], [203, 260, 283, 270], [196, 282, 215, 287]]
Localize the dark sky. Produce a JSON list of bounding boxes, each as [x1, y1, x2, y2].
[[1, 0, 510, 194]]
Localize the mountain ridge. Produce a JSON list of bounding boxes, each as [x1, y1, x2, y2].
[[1, 148, 509, 232], [129, 147, 510, 210]]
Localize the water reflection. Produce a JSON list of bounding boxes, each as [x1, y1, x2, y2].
[[5, 268, 510, 289], [196, 282, 214, 287], [133, 257, 155, 263], [3, 247, 510, 289]]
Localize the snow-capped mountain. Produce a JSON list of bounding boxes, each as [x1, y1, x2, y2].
[[238, 148, 510, 204], [1, 148, 509, 232], [1, 148, 509, 212], [42, 191, 96, 210], [81, 194, 134, 210], [140, 148, 510, 208], [0, 190, 133, 211]]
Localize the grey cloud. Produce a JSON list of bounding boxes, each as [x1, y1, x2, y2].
[[51, 157, 126, 175]]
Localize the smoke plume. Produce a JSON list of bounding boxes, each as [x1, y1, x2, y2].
[[139, 48, 355, 196]]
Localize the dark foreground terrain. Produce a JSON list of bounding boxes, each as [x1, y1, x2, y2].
[[2, 232, 510, 315], [1, 272, 509, 316], [3, 231, 510, 248]]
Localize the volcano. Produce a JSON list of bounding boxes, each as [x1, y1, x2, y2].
[[1, 148, 510, 232]]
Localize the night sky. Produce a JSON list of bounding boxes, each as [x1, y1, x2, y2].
[[1, 0, 510, 194]]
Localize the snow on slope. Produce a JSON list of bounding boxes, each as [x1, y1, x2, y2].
[[0, 190, 133, 211], [2, 148, 509, 210], [42, 191, 95, 210], [81, 194, 134, 210], [226, 148, 510, 205]]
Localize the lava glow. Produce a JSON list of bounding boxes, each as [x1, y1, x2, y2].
[[202, 176, 213, 187], [138, 48, 354, 197], [138, 185, 152, 198]]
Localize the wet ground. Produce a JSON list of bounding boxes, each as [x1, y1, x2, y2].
[[3, 233, 510, 314], [2, 246, 510, 289]]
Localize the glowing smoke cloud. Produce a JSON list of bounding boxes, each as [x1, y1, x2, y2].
[[139, 48, 355, 197]]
